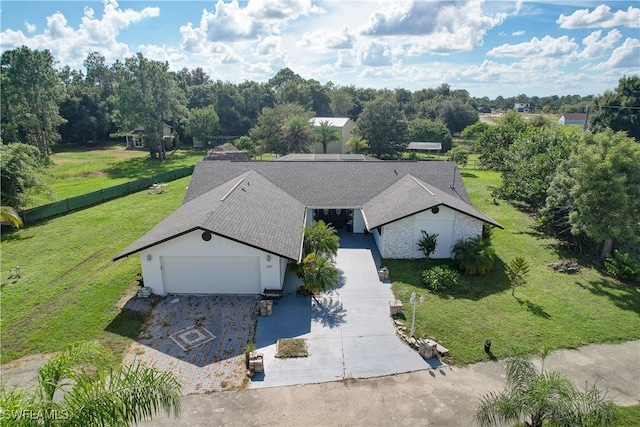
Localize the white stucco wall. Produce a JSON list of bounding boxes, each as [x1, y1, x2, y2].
[[353, 208, 366, 233], [377, 207, 484, 259], [139, 230, 285, 295]]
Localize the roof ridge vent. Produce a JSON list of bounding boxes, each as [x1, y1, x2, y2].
[[410, 176, 435, 196], [221, 178, 244, 201]]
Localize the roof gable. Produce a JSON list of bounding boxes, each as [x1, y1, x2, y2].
[[310, 117, 351, 127], [362, 175, 501, 229], [114, 171, 306, 261]]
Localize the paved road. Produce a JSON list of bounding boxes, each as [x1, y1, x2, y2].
[[137, 340, 640, 427]]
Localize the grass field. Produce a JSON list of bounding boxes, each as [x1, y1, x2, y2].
[[3, 154, 639, 369], [389, 168, 640, 365], [27, 143, 208, 206]]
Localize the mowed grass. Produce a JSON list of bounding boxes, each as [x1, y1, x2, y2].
[[28, 143, 208, 206], [389, 168, 640, 365], [1, 176, 191, 364]]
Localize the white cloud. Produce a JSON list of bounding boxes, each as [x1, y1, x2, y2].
[[596, 37, 640, 69], [359, 40, 394, 67], [0, 0, 160, 67], [299, 27, 356, 53], [336, 50, 357, 68], [512, 30, 525, 36], [557, 4, 640, 29], [488, 35, 579, 59], [360, 0, 509, 54], [24, 22, 36, 33], [580, 29, 621, 59]]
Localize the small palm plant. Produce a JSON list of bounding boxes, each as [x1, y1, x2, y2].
[[417, 231, 438, 260], [505, 256, 531, 296], [345, 134, 369, 154], [451, 235, 496, 276], [475, 355, 617, 427], [303, 220, 340, 259], [301, 253, 340, 302], [0, 342, 182, 426]]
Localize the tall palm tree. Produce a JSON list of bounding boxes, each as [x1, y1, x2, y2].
[[475, 355, 617, 427], [345, 134, 369, 154], [281, 114, 312, 153], [313, 120, 340, 154], [303, 220, 340, 259], [0, 206, 23, 228], [0, 342, 181, 426]]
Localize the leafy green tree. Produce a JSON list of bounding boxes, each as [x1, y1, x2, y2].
[[113, 53, 186, 160], [249, 103, 311, 155], [0, 206, 23, 228], [1, 46, 66, 154], [408, 118, 453, 151], [475, 355, 617, 427], [0, 342, 181, 426], [282, 114, 312, 153], [0, 143, 52, 208], [304, 220, 340, 258], [356, 95, 408, 158], [451, 235, 496, 276], [545, 130, 640, 259], [438, 98, 479, 135], [505, 256, 531, 296], [233, 135, 257, 157], [446, 146, 469, 168], [590, 75, 640, 141], [345, 134, 369, 154], [313, 120, 340, 154], [461, 121, 491, 139], [185, 106, 220, 145], [477, 111, 528, 170], [329, 86, 355, 116], [500, 128, 576, 211]]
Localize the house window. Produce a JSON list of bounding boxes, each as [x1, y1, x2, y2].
[[133, 139, 144, 149]]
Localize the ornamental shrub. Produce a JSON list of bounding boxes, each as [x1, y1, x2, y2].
[[422, 266, 459, 292], [605, 250, 640, 283]]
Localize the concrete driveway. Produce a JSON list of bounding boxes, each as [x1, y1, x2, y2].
[[251, 247, 436, 389]]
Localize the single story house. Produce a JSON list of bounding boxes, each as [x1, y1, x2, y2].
[[309, 117, 355, 154], [125, 125, 172, 150], [514, 103, 530, 112], [558, 113, 587, 126], [113, 159, 502, 295]]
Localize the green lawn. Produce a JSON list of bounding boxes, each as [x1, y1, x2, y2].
[[1, 176, 191, 364], [28, 143, 208, 206], [388, 168, 640, 365]]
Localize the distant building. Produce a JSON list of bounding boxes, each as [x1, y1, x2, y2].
[[309, 117, 355, 154], [125, 125, 172, 150], [558, 112, 587, 126], [514, 103, 530, 113]]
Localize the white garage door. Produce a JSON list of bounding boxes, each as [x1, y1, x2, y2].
[[161, 256, 261, 294]]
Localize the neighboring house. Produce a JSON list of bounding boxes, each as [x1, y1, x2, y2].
[[125, 125, 172, 150], [113, 158, 502, 295], [558, 112, 587, 126], [309, 117, 355, 154], [514, 103, 530, 113], [407, 142, 442, 154]]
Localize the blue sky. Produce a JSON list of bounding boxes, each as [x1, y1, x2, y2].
[[1, 1, 638, 98]]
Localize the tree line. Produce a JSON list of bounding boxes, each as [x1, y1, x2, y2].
[[4, 46, 633, 156]]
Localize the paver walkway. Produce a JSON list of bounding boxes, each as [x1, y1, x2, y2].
[[251, 247, 434, 389], [123, 295, 259, 394]]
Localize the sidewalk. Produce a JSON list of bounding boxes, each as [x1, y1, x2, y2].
[[136, 340, 640, 426]]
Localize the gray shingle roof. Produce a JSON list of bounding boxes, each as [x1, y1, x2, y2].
[[277, 154, 380, 162], [114, 160, 501, 262], [184, 160, 472, 208], [113, 170, 306, 261], [362, 174, 502, 229]]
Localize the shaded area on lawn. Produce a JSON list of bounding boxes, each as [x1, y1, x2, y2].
[[576, 279, 640, 314]]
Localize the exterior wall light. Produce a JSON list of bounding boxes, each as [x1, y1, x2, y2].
[[146, 254, 152, 261]]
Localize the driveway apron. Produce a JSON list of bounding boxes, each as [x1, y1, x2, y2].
[[251, 247, 434, 389]]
